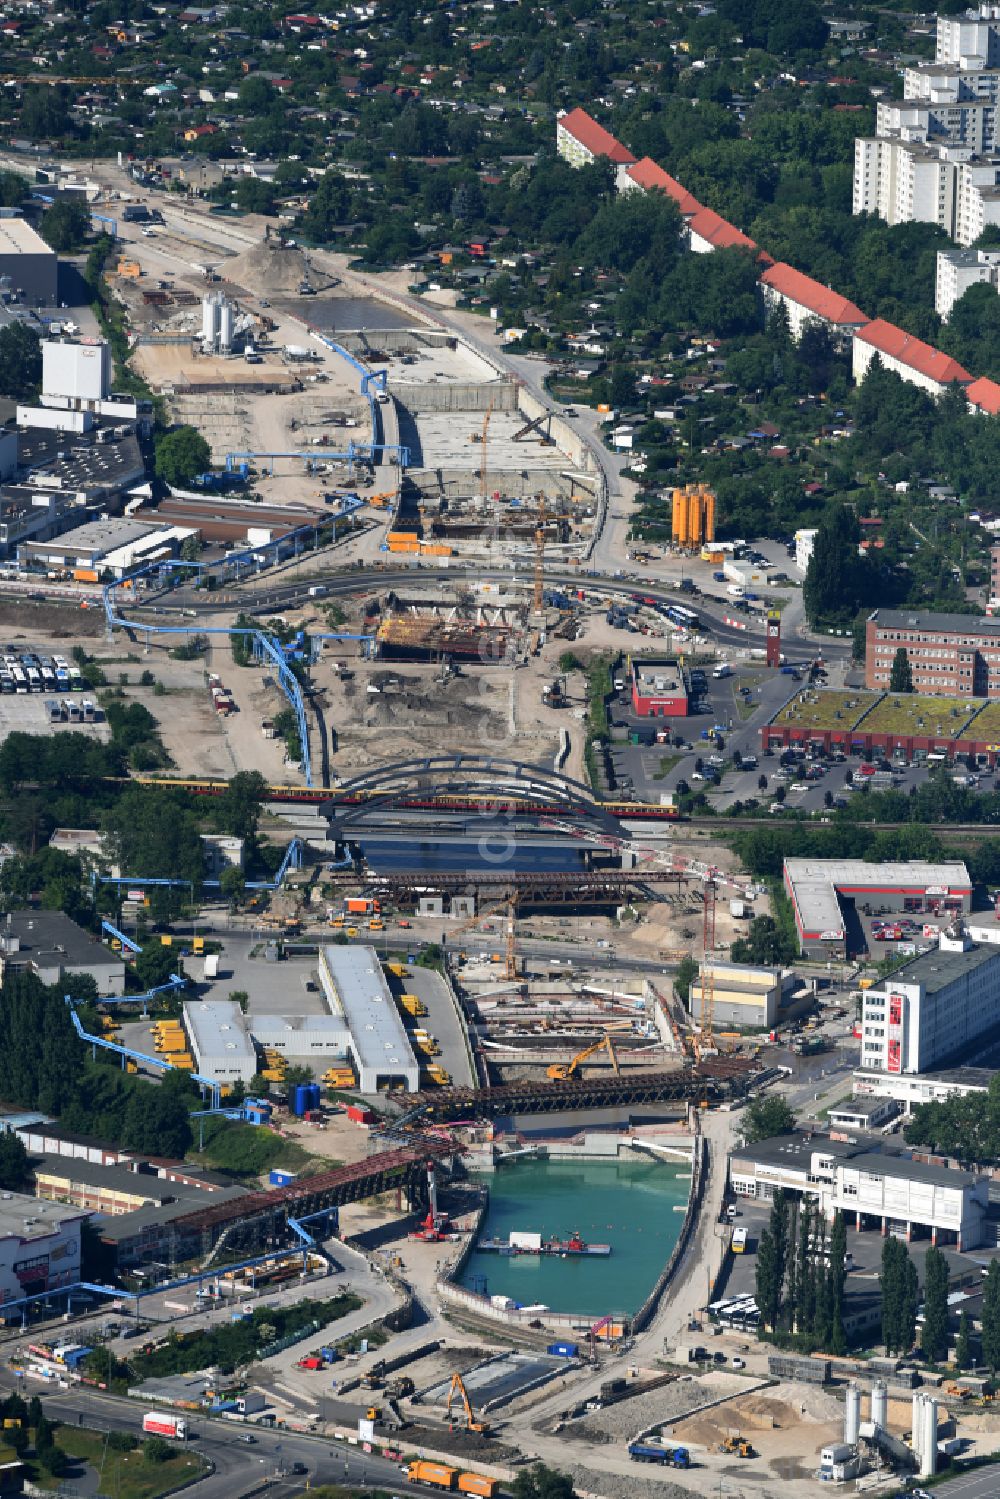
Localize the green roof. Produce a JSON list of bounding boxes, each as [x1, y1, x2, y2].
[[858, 694, 980, 738], [771, 689, 878, 732]]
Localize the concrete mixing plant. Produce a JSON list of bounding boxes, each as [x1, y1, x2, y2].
[[201, 292, 235, 353], [671, 484, 716, 548]]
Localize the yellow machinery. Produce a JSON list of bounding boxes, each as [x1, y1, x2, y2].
[[547, 1033, 620, 1082], [719, 1437, 755, 1458], [446, 1372, 487, 1434]]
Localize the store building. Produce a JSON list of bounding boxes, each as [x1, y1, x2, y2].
[[783, 858, 971, 960]]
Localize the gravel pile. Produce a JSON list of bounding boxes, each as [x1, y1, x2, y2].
[[562, 1462, 690, 1499], [563, 1371, 753, 1443]]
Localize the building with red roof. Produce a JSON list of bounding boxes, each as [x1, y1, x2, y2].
[[760, 262, 868, 343], [620, 157, 700, 213], [556, 108, 636, 169], [852, 319, 972, 396], [967, 376, 1000, 415], [687, 204, 758, 256]]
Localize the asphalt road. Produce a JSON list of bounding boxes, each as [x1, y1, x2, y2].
[[0, 1371, 456, 1498], [934, 1463, 1000, 1498]]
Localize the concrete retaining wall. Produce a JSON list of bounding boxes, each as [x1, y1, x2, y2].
[[632, 1134, 706, 1335], [392, 380, 516, 413]]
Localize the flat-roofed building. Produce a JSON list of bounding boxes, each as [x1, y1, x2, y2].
[[183, 1000, 257, 1086], [0, 1193, 86, 1306], [0, 218, 58, 304], [0, 909, 124, 995], [318, 945, 419, 1093], [861, 927, 1000, 1076], [783, 858, 971, 960], [630, 655, 688, 718], [865, 606, 1000, 696], [690, 961, 795, 1030]]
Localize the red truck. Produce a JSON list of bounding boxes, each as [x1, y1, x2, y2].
[[143, 1412, 187, 1440]]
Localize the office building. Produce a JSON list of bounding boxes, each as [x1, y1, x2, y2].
[[860, 926, 1000, 1076], [0, 1194, 85, 1307], [783, 858, 971, 960], [865, 606, 1000, 696], [42, 339, 111, 407], [731, 1135, 989, 1250], [0, 910, 125, 996], [0, 218, 58, 305]]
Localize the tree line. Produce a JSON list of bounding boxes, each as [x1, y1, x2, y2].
[[755, 1190, 848, 1353]]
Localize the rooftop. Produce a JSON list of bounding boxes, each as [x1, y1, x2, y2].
[[761, 262, 868, 326], [966, 699, 1000, 739], [688, 204, 758, 253], [829, 1097, 893, 1118], [785, 859, 971, 938], [182, 1001, 256, 1069], [870, 607, 1000, 637], [625, 157, 699, 212], [770, 688, 879, 732], [0, 1192, 86, 1242], [1, 910, 123, 972], [25, 516, 157, 559], [857, 693, 979, 738], [736, 1134, 981, 1188], [857, 319, 972, 387], [32, 1154, 174, 1203], [872, 937, 999, 996], [0, 219, 54, 258], [319, 945, 417, 1077], [632, 656, 685, 693], [557, 108, 635, 165], [967, 376, 1000, 415]]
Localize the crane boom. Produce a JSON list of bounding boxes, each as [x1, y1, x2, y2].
[[446, 1372, 487, 1433], [547, 1032, 619, 1081]]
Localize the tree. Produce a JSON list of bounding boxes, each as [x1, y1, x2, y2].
[[889, 648, 914, 694], [755, 1188, 789, 1332], [220, 865, 246, 909], [0, 322, 41, 400], [0, 1132, 28, 1191], [955, 1309, 972, 1370], [512, 1464, 575, 1499], [155, 426, 212, 488], [674, 954, 699, 1008], [742, 1094, 795, 1143], [827, 1210, 848, 1355], [134, 940, 183, 991], [982, 1261, 1000, 1371], [803, 501, 872, 627], [39, 196, 90, 252], [143, 1436, 173, 1463], [922, 1245, 949, 1363], [882, 1237, 919, 1355]]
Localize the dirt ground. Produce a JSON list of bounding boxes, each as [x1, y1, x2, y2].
[[669, 1381, 843, 1476], [0, 600, 106, 638]]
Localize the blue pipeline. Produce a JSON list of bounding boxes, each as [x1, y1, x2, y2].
[[91, 838, 304, 898], [101, 919, 141, 955]]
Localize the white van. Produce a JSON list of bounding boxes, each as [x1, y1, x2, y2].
[[713, 663, 732, 679]]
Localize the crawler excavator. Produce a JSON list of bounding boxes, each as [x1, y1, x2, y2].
[[546, 1033, 621, 1082]]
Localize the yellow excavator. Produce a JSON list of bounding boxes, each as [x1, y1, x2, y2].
[[547, 1033, 620, 1082], [446, 1372, 488, 1434]]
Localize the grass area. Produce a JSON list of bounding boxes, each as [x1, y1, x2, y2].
[[34, 1429, 207, 1499], [652, 753, 682, 780], [189, 1120, 318, 1181], [771, 688, 879, 732], [859, 693, 979, 737]]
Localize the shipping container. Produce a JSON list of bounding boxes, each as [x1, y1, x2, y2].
[[547, 1342, 578, 1358], [457, 1475, 500, 1498]]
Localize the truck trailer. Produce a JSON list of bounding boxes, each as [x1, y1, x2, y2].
[[143, 1412, 187, 1440], [628, 1442, 690, 1468]]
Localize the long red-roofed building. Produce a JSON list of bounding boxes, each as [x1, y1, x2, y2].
[[853, 318, 972, 396], [967, 375, 1000, 415], [620, 156, 700, 213], [760, 262, 868, 343], [556, 107, 635, 168], [687, 204, 760, 256]]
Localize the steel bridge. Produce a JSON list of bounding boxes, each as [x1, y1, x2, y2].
[[408, 1059, 758, 1121], [327, 867, 687, 904], [155, 1143, 451, 1261], [324, 755, 624, 837]]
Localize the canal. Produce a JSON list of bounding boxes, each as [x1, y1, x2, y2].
[[461, 1155, 691, 1318]]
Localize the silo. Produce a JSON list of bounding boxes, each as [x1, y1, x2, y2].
[[686, 486, 701, 547], [308, 1082, 322, 1110], [672, 487, 687, 545], [292, 1084, 309, 1117], [201, 293, 219, 347], [844, 1384, 862, 1447], [920, 1397, 937, 1478], [703, 486, 716, 543], [911, 1393, 924, 1460], [219, 297, 235, 352], [871, 1381, 887, 1430]]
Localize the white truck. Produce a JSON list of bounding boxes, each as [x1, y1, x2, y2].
[[204, 953, 219, 980], [143, 1412, 187, 1440]]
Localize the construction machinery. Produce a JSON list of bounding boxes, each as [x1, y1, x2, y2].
[[547, 1033, 620, 1082], [718, 1436, 755, 1459], [410, 1161, 458, 1241], [447, 893, 518, 981], [446, 1372, 488, 1435]]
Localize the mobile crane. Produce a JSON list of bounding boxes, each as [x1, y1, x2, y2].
[[546, 1033, 620, 1082]]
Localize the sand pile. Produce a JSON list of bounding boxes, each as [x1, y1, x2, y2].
[[224, 240, 338, 294]]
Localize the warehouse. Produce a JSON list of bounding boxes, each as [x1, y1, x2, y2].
[[33, 1156, 183, 1217], [0, 910, 124, 996], [183, 1000, 258, 1086], [783, 858, 971, 960], [689, 961, 797, 1030], [131, 493, 328, 545], [860, 926, 1000, 1077], [730, 1135, 989, 1249], [0, 1193, 86, 1305], [318, 945, 420, 1093], [19, 516, 195, 578], [0, 219, 58, 305]]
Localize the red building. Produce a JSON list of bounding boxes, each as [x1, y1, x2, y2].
[[630, 657, 689, 718]]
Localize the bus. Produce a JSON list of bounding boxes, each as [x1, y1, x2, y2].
[[666, 604, 699, 630], [732, 1227, 748, 1254]]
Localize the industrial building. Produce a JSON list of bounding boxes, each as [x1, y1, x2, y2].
[[689, 961, 796, 1030], [183, 1001, 259, 1087], [0, 1193, 86, 1305], [318, 945, 420, 1093], [131, 494, 329, 546], [629, 656, 689, 718], [32, 1156, 198, 1217], [783, 858, 971, 960], [730, 1134, 990, 1249], [827, 1096, 900, 1134], [42, 339, 111, 407], [19, 516, 195, 578], [0, 219, 58, 305], [0, 911, 125, 996], [859, 926, 1000, 1076]]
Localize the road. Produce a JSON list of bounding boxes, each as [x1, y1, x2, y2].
[[935, 1463, 1000, 1498]]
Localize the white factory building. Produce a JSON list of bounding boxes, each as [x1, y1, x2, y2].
[[318, 945, 420, 1093], [731, 1135, 989, 1249], [859, 925, 1000, 1077], [0, 1194, 86, 1308], [183, 1000, 258, 1086], [0, 217, 58, 305]]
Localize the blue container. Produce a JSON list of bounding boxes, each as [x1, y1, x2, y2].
[[269, 1168, 296, 1187], [308, 1083, 322, 1110], [292, 1085, 309, 1117], [547, 1342, 578, 1359]]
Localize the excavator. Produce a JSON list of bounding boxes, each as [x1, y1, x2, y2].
[[446, 1372, 489, 1435], [547, 1033, 620, 1082]]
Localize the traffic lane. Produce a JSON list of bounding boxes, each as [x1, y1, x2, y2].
[[936, 1465, 1000, 1499]]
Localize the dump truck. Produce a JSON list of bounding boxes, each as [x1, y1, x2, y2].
[[628, 1443, 690, 1468]]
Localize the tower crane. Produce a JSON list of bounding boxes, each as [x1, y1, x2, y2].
[[445, 890, 518, 980], [698, 879, 717, 1058], [446, 1372, 488, 1434], [479, 396, 494, 506], [547, 1032, 620, 1082]]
